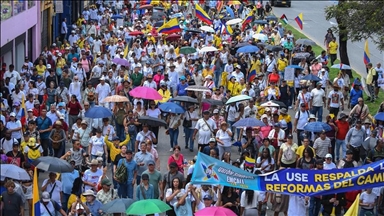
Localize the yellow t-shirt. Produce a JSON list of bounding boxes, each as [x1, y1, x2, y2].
[[56, 58, 66, 69], [36, 65, 46, 76], [296, 145, 315, 158], [202, 68, 214, 79], [278, 114, 291, 123], [104, 135, 130, 162], [227, 81, 239, 96], [67, 194, 86, 210], [77, 18, 85, 27], [328, 41, 338, 54], [277, 58, 288, 72], [156, 89, 171, 104]]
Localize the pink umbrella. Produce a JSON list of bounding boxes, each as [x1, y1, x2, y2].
[[195, 207, 237, 216], [129, 86, 162, 100]]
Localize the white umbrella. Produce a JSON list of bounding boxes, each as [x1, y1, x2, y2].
[[185, 85, 211, 92], [331, 64, 352, 70], [1, 164, 31, 181], [252, 33, 268, 41], [226, 18, 242, 25], [200, 46, 218, 53], [199, 26, 215, 33], [260, 101, 279, 107]]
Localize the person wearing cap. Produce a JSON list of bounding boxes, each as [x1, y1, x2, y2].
[[345, 119, 366, 162], [6, 112, 22, 144], [202, 137, 219, 156], [175, 75, 189, 97], [96, 178, 118, 204], [277, 134, 298, 168], [130, 63, 144, 88], [135, 173, 154, 200], [334, 113, 350, 161], [81, 189, 102, 216], [348, 79, 363, 108], [142, 159, 163, 199], [5, 139, 24, 167], [39, 191, 67, 216], [323, 153, 336, 170], [41, 172, 63, 207], [83, 159, 104, 192], [293, 102, 310, 146], [313, 130, 332, 159], [327, 83, 344, 117], [231, 64, 244, 83], [49, 120, 67, 158], [211, 108, 225, 129], [95, 76, 111, 108], [193, 110, 217, 152], [311, 81, 326, 121], [349, 97, 369, 123], [116, 149, 138, 199], [156, 80, 171, 104]]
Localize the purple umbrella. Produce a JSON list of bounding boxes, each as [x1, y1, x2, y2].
[[112, 58, 130, 67]]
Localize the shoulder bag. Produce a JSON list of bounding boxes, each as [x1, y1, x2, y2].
[[182, 112, 192, 128], [115, 159, 128, 183], [203, 119, 215, 138]]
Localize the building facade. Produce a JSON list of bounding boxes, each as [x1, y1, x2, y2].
[[1, 1, 41, 71]]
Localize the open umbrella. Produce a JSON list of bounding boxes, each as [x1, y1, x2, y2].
[[185, 85, 211, 92], [265, 15, 278, 21], [254, 20, 269, 25], [260, 101, 279, 107], [129, 86, 162, 100], [374, 112, 384, 121], [296, 39, 316, 46], [126, 199, 171, 215], [153, 6, 164, 11], [172, 96, 198, 104], [85, 106, 113, 118], [102, 95, 130, 103], [286, 65, 304, 70], [301, 74, 321, 81], [179, 46, 197, 54], [202, 99, 224, 106], [226, 18, 242, 25], [32, 156, 74, 173], [225, 6, 235, 18], [331, 64, 352, 70], [101, 198, 135, 214], [129, 31, 144, 36], [139, 4, 153, 10], [138, 116, 167, 127], [159, 102, 185, 114], [233, 118, 264, 127], [293, 52, 311, 59], [225, 95, 252, 105], [266, 45, 283, 52], [186, 28, 202, 33], [151, 12, 166, 20], [237, 45, 260, 54], [200, 26, 215, 33], [200, 46, 218, 53], [1, 164, 31, 181], [166, 33, 181, 41], [260, 100, 287, 108], [252, 34, 268, 41], [112, 58, 129, 67], [111, 15, 123, 19], [196, 206, 237, 216], [304, 122, 332, 133], [154, 21, 164, 28], [235, 42, 250, 48]]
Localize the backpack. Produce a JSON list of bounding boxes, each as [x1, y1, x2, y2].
[[115, 159, 128, 183], [115, 108, 126, 125], [283, 144, 295, 161], [296, 110, 310, 120], [27, 144, 41, 160], [127, 124, 137, 135]]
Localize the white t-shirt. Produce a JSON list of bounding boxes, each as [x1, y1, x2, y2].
[[146, 108, 161, 118], [41, 180, 63, 206], [82, 168, 103, 191], [5, 121, 22, 139], [216, 129, 232, 147], [240, 190, 259, 209], [359, 191, 377, 210], [328, 90, 343, 108], [89, 136, 105, 155], [195, 118, 217, 144], [226, 105, 238, 122], [311, 88, 325, 107], [1, 138, 18, 153], [295, 110, 310, 130], [136, 130, 156, 142], [95, 83, 111, 102], [323, 162, 336, 170], [231, 71, 244, 82], [296, 91, 311, 106]]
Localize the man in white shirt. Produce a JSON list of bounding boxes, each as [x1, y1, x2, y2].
[[174, 56, 186, 78], [42, 172, 63, 206], [193, 110, 217, 152], [47, 105, 61, 125], [4, 64, 21, 85], [68, 76, 82, 101], [231, 65, 244, 82], [61, 18, 67, 42], [294, 103, 310, 146], [167, 64, 179, 93], [264, 53, 277, 73], [68, 30, 79, 46], [311, 82, 326, 122], [327, 84, 344, 118], [143, 74, 157, 89], [95, 76, 111, 108]]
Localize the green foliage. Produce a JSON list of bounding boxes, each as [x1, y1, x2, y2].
[[324, 1, 384, 50]]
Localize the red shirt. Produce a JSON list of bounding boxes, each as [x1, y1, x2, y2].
[[268, 73, 280, 84], [67, 101, 82, 115], [335, 120, 349, 140], [168, 154, 185, 173]]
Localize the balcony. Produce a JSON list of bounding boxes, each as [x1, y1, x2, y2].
[[1, 0, 36, 22]]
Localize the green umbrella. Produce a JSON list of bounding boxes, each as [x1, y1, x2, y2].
[[179, 46, 197, 54], [126, 199, 171, 215]]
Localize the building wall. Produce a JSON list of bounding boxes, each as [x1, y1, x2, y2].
[[0, 1, 41, 69]]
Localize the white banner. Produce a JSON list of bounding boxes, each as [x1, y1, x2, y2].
[[284, 67, 295, 81], [55, 1, 63, 13]]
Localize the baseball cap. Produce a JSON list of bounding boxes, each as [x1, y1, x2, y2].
[[141, 173, 149, 180], [213, 109, 219, 114], [203, 194, 212, 200], [209, 138, 216, 143], [101, 178, 112, 186], [147, 160, 155, 166], [287, 134, 293, 139], [325, 153, 332, 159], [346, 149, 353, 155], [42, 191, 51, 202], [169, 162, 178, 168]]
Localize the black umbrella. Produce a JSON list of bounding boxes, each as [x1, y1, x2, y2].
[[254, 20, 269, 25], [266, 45, 283, 52], [202, 99, 224, 106], [154, 21, 164, 28], [151, 12, 166, 20], [172, 96, 199, 104], [260, 100, 287, 108], [222, 17, 232, 21], [235, 42, 250, 48], [265, 15, 278, 21], [153, 6, 165, 11], [32, 156, 74, 173], [186, 28, 202, 34], [138, 116, 167, 127]]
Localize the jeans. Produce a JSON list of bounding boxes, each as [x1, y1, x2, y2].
[[311, 106, 323, 122], [184, 127, 194, 150], [115, 123, 125, 142], [41, 138, 52, 156], [62, 193, 71, 212], [53, 141, 66, 158], [359, 208, 374, 216], [169, 128, 179, 148], [118, 182, 134, 198], [218, 145, 232, 160], [214, 69, 221, 87], [335, 139, 347, 161], [128, 134, 136, 151], [289, 87, 295, 106], [68, 115, 78, 130], [136, 175, 142, 186], [309, 197, 322, 216]]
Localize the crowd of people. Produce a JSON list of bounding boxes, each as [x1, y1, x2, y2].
[[1, 0, 384, 216]]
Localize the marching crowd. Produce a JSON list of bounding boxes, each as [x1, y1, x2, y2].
[[1, 0, 384, 216]]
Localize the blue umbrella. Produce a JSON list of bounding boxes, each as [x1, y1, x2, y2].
[[237, 45, 260, 54], [331, 64, 352, 70], [112, 58, 129, 67], [374, 112, 384, 121], [286, 65, 304, 70], [101, 199, 135, 214], [301, 74, 321, 81], [159, 102, 185, 114], [304, 122, 332, 133], [254, 20, 269, 25], [111, 15, 123, 19], [225, 6, 235, 18], [233, 118, 265, 128], [84, 106, 113, 118]]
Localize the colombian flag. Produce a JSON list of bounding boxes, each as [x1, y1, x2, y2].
[[248, 63, 257, 82], [244, 156, 255, 167], [242, 13, 254, 31], [363, 40, 370, 65], [295, 13, 303, 30], [32, 167, 40, 216], [20, 95, 27, 126], [157, 18, 181, 34], [344, 194, 360, 216], [195, 4, 212, 25], [141, 0, 151, 5]]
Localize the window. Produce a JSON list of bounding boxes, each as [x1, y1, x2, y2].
[[1, 1, 12, 21], [28, 0, 35, 9], [13, 0, 26, 16]]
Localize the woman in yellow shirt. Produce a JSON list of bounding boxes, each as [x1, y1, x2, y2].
[[202, 65, 214, 79], [155, 83, 171, 104], [36, 59, 46, 76], [277, 55, 288, 77], [227, 76, 240, 96], [104, 133, 130, 163], [55, 54, 66, 78]]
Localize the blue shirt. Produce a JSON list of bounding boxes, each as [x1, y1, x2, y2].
[[177, 83, 189, 96], [136, 184, 154, 200], [117, 159, 137, 183], [173, 197, 193, 216], [61, 170, 79, 194], [350, 88, 363, 106], [86, 200, 103, 216], [36, 116, 52, 139], [133, 151, 154, 175]]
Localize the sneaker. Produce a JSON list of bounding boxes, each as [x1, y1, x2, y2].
[[288, 106, 293, 109], [183, 134, 185, 137], [189, 149, 194, 152], [169, 148, 173, 152], [153, 144, 157, 148], [185, 146, 188, 149]]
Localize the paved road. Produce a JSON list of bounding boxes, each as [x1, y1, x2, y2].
[[272, 1, 383, 77]]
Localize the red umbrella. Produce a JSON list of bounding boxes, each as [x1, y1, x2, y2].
[[166, 33, 181, 41], [139, 4, 153, 10], [129, 31, 144, 36]]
